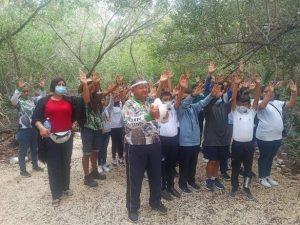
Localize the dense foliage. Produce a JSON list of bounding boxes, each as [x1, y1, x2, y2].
[[0, 0, 299, 160]]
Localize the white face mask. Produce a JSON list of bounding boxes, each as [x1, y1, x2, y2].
[[162, 101, 172, 109], [237, 106, 249, 114]]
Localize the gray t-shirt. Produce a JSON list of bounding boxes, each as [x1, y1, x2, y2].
[[203, 102, 232, 146]]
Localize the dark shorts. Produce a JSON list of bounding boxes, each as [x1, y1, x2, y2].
[[81, 127, 101, 155], [203, 145, 230, 161]]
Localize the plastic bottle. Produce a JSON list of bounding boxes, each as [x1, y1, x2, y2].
[[43, 117, 51, 130]]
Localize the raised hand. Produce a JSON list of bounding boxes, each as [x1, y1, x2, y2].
[[192, 83, 204, 96], [159, 71, 169, 83], [179, 74, 189, 89], [238, 60, 244, 73], [289, 80, 297, 93], [208, 61, 216, 75], [18, 78, 27, 89], [79, 69, 88, 84], [116, 74, 124, 86], [253, 74, 261, 84], [38, 78, 45, 89], [233, 73, 243, 84], [210, 84, 223, 98]]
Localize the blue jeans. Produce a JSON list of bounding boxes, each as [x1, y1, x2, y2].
[[257, 139, 282, 178], [16, 128, 38, 172], [98, 132, 111, 165]]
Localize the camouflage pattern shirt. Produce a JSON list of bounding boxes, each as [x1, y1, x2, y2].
[[122, 96, 159, 145]]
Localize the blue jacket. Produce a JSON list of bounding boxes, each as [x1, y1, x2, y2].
[[177, 94, 213, 146]]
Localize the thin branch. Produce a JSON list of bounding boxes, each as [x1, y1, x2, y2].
[[130, 37, 138, 75], [0, 0, 52, 44]]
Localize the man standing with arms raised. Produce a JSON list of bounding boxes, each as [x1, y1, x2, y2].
[[122, 78, 167, 222]]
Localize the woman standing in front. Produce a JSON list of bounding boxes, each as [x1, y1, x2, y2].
[[32, 78, 81, 206]]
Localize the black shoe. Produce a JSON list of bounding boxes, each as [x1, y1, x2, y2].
[[229, 188, 238, 198], [188, 182, 201, 192], [33, 166, 44, 172], [151, 203, 168, 215], [128, 210, 139, 222], [20, 171, 31, 177], [90, 170, 106, 180], [214, 178, 225, 190], [221, 172, 231, 181], [179, 186, 192, 195], [167, 187, 181, 198], [161, 189, 173, 201], [205, 179, 214, 192], [243, 188, 254, 201], [84, 175, 98, 187]]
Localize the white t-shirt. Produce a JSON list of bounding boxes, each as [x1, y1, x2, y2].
[[159, 104, 178, 137], [256, 100, 285, 141], [232, 108, 256, 142]]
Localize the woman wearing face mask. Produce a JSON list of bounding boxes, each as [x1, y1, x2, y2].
[[32, 77, 82, 206], [256, 81, 297, 188]]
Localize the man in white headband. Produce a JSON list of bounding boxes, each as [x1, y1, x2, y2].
[[122, 78, 167, 222]]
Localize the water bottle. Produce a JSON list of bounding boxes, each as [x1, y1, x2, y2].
[[43, 117, 51, 130]]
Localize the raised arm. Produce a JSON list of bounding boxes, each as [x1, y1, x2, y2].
[[174, 74, 188, 109], [286, 80, 298, 108], [252, 74, 261, 110], [79, 69, 91, 104], [155, 71, 169, 98]]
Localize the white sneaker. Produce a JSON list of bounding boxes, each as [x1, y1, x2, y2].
[[266, 176, 279, 186], [98, 165, 104, 173], [102, 164, 110, 172], [260, 178, 272, 188], [112, 159, 118, 166]]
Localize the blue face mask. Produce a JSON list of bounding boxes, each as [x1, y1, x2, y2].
[[55, 85, 67, 95]]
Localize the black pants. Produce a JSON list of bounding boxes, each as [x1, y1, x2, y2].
[[125, 143, 161, 212], [178, 145, 200, 188], [220, 146, 230, 174], [231, 140, 253, 189], [160, 135, 179, 190], [111, 128, 124, 159], [45, 136, 73, 200]]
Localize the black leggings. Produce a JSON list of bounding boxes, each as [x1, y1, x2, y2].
[[111, 128, 124, 159]]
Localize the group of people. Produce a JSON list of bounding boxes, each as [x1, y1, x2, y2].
[[11, 62, 297, 222]]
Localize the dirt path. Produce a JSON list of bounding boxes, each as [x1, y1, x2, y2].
[[0, 136, 299, 225]]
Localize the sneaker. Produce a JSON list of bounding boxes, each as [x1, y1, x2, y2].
[[98, 165, 103, 174], [179, 186, 192, 195], [63, 189, 73, 197], [214, 178, 225, 190], [266, 176, 279, 186], [221, 172, 231, 181], [112, 159, 118, 166], [151, 202, 168, 215], [243, 188, 254, 200], [102, 164, 110, 172], [167, 187, 181, 198], [33, 166, 44, 172], [90, 170, 106, 180], [229, 188, 238, 198], [161, 189, 173, 201], [188, 182, 201, 192], [259, 178, 272, 188], [118, 159, 125, 165], [128, 210, 139, 222], [84, 175, 98, 187], [205, 179, 214, 192], [20, 171, 31, 177], [52, 198, 61, 207]]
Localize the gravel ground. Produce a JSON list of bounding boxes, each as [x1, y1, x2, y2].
[[0, 136, 299, 225]]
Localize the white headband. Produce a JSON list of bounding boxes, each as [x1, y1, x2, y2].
[[130, 80, 148, 88]]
